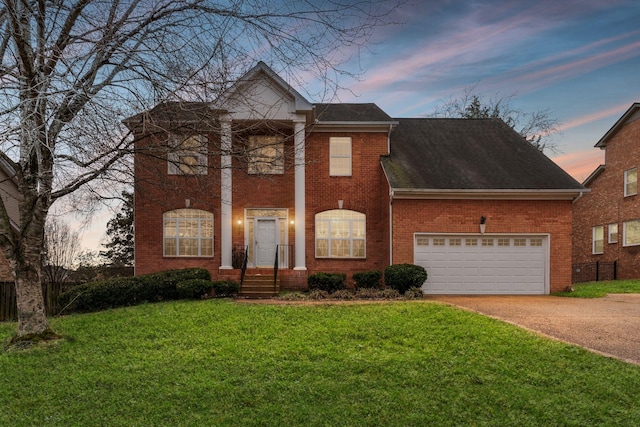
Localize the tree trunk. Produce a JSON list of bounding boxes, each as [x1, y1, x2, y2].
[[15, 255, 49, 336]]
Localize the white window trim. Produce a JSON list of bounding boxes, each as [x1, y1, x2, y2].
[[592, 225, 604, 254], [167, 134, 208, 175], [163, 209, 214, 257], [623, 219, 640, 247], [329, 137, 352, 176], [624, 167, 637, 197], [608, 223, 618, 244], [315, 209, 365, 258]]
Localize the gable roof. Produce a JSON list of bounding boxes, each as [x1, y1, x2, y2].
[[595, 102, 640, 148], [382, 118, 584, 198], [314, 103, 395, 123]]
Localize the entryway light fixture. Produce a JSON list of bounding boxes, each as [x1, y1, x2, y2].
[[338, 200, 343, 209], [480, 216, 486, 234]]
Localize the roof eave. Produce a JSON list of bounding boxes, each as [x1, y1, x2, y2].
[[313, 121, 398, 132], [595, 102, 640, 148], [390, 188, 588, 201]]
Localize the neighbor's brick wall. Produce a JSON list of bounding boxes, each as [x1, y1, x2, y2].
[[573, 118, 640, 279], [0, 250, 13, 282], [392, 198, 574, 293], [304, 131, 390, 287]]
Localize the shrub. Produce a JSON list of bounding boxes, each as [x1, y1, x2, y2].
[[404, 287, 424, 300], [352, 270, 382, 289], [176, 279, 213, 299], [211, 280, 239, 297], [384, 264, 427, 294], [307, 272, 346, 293], [330, 289, 356, 300], [308, 289, 330, 300], [60, 268, 212, 313], [277, 292, 308, 301], [354, 287, 382, 299]]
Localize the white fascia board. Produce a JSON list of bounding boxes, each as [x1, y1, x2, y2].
[[390, 188, 588, 200], [313, 121, 399, 133]]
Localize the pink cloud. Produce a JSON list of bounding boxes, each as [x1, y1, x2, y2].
[[552, 149, 604, 182], [559, 103, 632, 132]]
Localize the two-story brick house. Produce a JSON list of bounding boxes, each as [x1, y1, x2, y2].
[[573, 102, 640, 281], [129, 62, 584, 294]]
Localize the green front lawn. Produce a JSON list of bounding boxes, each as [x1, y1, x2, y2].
[[554, 279, 640, 298], [2, 300, 639, 426]]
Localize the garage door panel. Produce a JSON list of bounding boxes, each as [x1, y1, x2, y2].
[[415, 234, 547, 295]]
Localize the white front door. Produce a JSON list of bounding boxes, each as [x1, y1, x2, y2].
[[255, 219, 277, 267]]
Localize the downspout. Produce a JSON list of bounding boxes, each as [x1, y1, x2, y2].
[[389, 189, 394, 266], [572, 190, 585, 204]]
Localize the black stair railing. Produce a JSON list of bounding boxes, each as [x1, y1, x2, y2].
[[273, 245, 279, 294], [240, 245, 248, 287]]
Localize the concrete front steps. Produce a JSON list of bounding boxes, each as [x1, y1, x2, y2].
[[239, 274, 280, 298]]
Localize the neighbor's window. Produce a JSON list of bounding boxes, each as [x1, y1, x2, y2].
[[624, 168, 637, 196], [609, 223, 618, 244], [248, 135, 284, 174], [315, 209, 365, 258], [592, 225, 604, 254], [168, 134, 208, 175], [623, 219, 640, 246], [330, 137, 352, 176], [163, 209, 213, 257]]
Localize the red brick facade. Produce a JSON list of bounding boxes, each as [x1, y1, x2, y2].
[[392, 199, 573, 293], [573, 115, 640, 280]]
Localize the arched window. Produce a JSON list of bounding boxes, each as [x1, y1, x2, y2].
[[315, 210, 365, 258], [163, 209, 213, 257]]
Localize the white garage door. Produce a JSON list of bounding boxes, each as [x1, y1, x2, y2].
[[414, 234, 548, 295]]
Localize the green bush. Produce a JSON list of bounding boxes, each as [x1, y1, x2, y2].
[[352, 270, 382, 289], [384, 264, 427, 294], [211, 280, 239, 297], [307, 272, 346, 293], [176, 279, 213, 299], [60, 268, 212, 313]]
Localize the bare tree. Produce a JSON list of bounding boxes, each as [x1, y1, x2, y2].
[[0, 0, 401, 338], [43, 217, 80, 285], [433, 86, 561, 154]]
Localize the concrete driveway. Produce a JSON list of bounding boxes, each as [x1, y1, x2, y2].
[[428, 294, 640, 365]]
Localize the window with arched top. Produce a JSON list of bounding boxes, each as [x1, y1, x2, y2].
[[315, 209, 365, 258], [163, 209, 213, 257]]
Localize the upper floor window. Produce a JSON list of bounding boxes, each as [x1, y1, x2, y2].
[[624, 168, 637, 196], [315, 209, 365, 258], [623, 219, 640, 247], [330, 137, 352, 176], [608, 223, 618, 244], [248, 135, 284, 174], [168, 134, 208, 175], [163, 209, 213, 257], [592, 226, 604, 254]]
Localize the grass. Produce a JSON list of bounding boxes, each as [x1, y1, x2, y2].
[[553, 279, 640, 298], [1, 299, 640, 426]]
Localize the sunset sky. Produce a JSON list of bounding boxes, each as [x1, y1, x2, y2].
[[330, 0, 640, 182], [77, 0, 640, 252]]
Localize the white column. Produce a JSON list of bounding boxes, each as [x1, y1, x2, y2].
[[294, 119, 306, 270], [220, 117, 233, 269]]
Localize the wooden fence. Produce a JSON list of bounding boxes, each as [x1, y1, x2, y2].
[[572, 261, 617, 284], [0, 282, 67, 322]]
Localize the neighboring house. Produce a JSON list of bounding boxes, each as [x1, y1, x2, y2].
[[128, 62, 584, 295], [0, 157, 20, 282], [573, 102, 640, 281]]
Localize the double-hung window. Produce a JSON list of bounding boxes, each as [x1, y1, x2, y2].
[[163, 209, 213, 257], [592, 226, 604, 254], [315, 209, 365, 258], [608, 223, 618, 244], [623, 219, 640, 247], [168, 134, 208, 175], [329, 137, 352, 176], [624, 168, 637, 196], [248, 135, 284, 174]]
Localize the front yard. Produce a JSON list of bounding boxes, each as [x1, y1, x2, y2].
[[2, 299, 639, 426]]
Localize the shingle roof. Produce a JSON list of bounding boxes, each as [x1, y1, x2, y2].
[[382, 118, 584, 191], [124, 102, 220, 129], [314, 103, 394, 122]]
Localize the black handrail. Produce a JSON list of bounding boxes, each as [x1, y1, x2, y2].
[[240, 245, 248, 287], [273, 245, 279, 293]]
